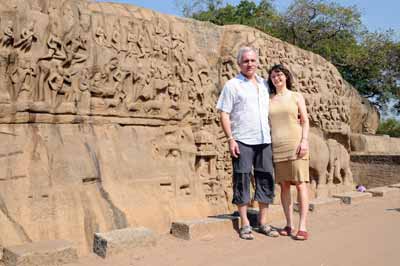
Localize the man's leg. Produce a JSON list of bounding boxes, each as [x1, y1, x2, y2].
[[238, 203, 249, 228], [232, 172, 252, 227], [253, 144, 279, 237], [232, 142, 254, 238], [258, 201, 269, 226]]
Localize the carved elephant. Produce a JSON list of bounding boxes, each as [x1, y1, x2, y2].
[[326, 139, 353, 186], [308, 132, 329, 186]]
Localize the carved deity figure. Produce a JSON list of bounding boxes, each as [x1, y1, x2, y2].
[[14, 22, 38, 52], [63, 35, 88, 67]]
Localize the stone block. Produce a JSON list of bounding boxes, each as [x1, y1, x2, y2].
[[171, 216, 239, 240], [332, 191, 372, 204], [93, 227, 156, 258], [2, 240, 78, 266], [294, 197, 341, 212], [388, 183, 400, 189], [366, 186, 399, 197]]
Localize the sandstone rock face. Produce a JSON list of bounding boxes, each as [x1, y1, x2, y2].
[[0, 0, 379, 254]]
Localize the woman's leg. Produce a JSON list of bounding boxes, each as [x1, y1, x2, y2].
[[295, 181, 309, 231], [280, 181, 293, 228]]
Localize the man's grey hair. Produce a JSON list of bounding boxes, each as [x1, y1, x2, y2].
[[236, 46, 259, 65]]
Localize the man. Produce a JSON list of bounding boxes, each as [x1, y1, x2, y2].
[[216, 46, 278, 240]]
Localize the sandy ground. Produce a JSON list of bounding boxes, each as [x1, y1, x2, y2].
[[67, 192, 400, 266]]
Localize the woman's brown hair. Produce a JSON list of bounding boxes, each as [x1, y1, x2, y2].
[[267, 64, 293, 94]]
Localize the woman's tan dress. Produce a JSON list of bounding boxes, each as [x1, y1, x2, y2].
[[269, 91, 309, 183]]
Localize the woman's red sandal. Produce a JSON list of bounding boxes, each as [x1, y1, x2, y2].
[[279, 226, 293, 236], [294, 230, 308, 240]]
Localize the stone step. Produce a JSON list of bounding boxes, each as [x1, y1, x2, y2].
[[171, 216, 239, 240], [388, 183, 400, 189], [366, 186, 400, 197], [332, 191, 372, 204], [2, 240, 78, 266], [93, 227, 157, 258], [294, 197, 342, 212]]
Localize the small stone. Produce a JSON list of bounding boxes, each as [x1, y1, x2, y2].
[[93, 227, 156, 258], [171, 216, 239, 240]]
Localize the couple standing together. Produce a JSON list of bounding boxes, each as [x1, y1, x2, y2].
[[216, 46, 310, 241]]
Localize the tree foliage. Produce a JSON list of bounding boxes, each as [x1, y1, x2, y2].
[[176, 0, 400, 114], [376, 118, 400, 137]]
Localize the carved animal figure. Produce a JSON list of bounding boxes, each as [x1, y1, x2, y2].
[[308, 132, 329, 186], [327, 139, 353, 185]]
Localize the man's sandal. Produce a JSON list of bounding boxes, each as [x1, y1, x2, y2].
[[239, 225, 254, 240], [258, 224, 279, 237], [279, 226, 293, 236], [294, 230, 308, 240]]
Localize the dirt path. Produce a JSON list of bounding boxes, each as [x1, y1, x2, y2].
[[67, 192, 400, 266]]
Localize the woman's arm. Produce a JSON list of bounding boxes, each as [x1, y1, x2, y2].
[[296, 92, 309, 158]]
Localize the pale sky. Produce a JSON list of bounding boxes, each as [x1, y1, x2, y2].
[[96, 0, 400, 35]]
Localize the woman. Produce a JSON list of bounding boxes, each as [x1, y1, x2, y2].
[[268, 64, 310, 240]]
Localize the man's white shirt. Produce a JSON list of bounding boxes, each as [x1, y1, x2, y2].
[[216, 73, 271, 145]]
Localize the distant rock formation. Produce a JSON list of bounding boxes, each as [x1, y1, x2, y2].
[[0, 0, 380, 254]]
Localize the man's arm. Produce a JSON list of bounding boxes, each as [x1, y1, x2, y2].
[[220, 111, 240, 158]]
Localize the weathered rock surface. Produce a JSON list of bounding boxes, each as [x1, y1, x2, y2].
[[2, 240, 78, 266], [0, 0, 381, 254], [93, 227, 156, 258], [332, 191, 372, 204], [366, 186, 399, 197], [351, 134, 400, 155], [350, 155, 400, 188], [171, 217, 239, 240]]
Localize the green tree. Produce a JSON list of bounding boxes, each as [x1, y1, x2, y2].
[[376, 118, 400, 137], [278, 0, 362, 48]]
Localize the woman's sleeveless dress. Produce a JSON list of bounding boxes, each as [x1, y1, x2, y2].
[[269, 91, 309, 183]]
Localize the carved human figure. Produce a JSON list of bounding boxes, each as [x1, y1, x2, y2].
[[1, 20, 14, 48], [14, 22, 38, 52], [110, 21, 121, 52], [79, 8, 91, 32], [10, 58, 36, 102], [74, 68, 91, 113], [111, 67, 131, 106], [89, 72, 107, 97], [47, 63, 68, 106], [95, 26, 108, 46], [62, 3, 75, 35], [63, 35, 88, 67], [36, 34, 67, 101], [40, 34, 66, 61]]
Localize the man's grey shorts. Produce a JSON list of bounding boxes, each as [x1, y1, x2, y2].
[[232, 141, 275, 205]]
